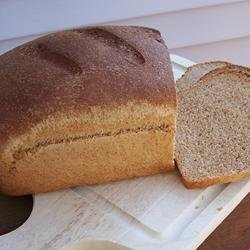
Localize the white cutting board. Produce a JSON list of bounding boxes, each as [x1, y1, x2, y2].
[[0, 55, 249, 250]]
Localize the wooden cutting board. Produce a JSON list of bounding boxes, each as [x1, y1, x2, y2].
[[0, 55, 249, 250]]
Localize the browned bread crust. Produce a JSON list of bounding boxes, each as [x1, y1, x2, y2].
[[181, 171, 250, 189], [0, 26, 176, 195]]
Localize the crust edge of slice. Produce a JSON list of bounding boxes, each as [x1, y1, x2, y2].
[[180, 171, 250, 189], [176, 61, 231, 92]]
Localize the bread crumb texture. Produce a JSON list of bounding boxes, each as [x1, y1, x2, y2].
[[176, 66, 250, 188]]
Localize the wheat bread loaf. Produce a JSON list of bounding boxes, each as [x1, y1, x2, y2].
[[175, 65, 250, 188], [0, 26, 176, 195]]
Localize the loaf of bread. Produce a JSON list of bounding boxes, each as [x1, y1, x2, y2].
[[0, 26, 176, 195], [176, 65, 250, 188]]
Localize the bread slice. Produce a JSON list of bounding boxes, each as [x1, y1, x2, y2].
[[176, 61, 230, 92], [175, 65, 250, 188]]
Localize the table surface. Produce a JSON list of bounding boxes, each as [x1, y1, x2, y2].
[[0, 193, 249, 249]]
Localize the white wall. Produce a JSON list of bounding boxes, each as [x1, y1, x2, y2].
[[0, 0, 249, 66], [109, 1, 250, 66], [171, 36, 250, 67]]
